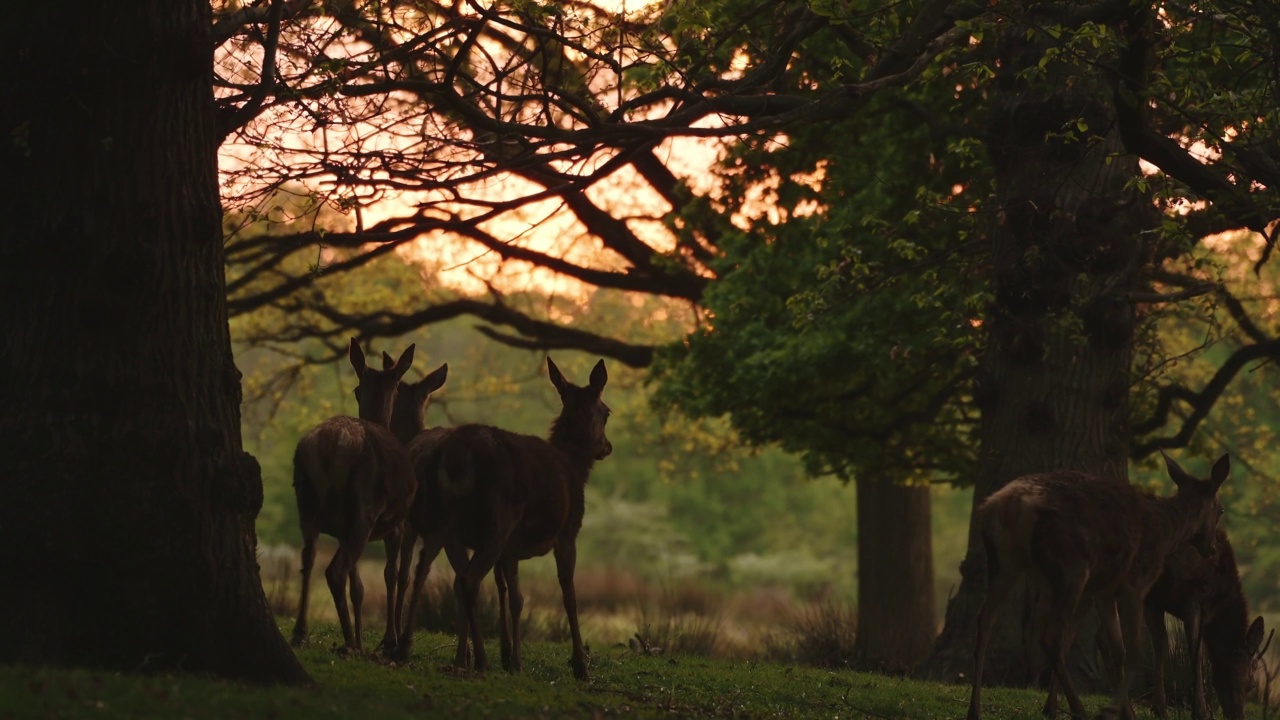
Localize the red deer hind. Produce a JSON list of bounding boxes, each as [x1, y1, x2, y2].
[[384, 357, 449, 643], [290, 338, 416, 655], [967, 453, 1230, 720], [1146, 529, 1267, 720], [394, 357, 611, 679]]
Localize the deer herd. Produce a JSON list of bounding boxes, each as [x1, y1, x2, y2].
[[290, 338, 609, 680], [287, 338, 1269, 717]]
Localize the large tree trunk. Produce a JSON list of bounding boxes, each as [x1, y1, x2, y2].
[[919, 10, 1158, 686], [854, 479, 935, 673], [0, 2, 309, 683]]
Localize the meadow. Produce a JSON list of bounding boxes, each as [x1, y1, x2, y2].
[[0, 622, 1220, 720], [4, 542, 1262, 720]]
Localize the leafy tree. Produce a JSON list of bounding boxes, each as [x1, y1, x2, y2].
[[212, 0, 978, 669], [0, 1, 307, 682], [209, 0, 1280, 678]]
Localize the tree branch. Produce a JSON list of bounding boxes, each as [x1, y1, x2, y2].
[[243, 293, 656, 368], [1131, 339, 1280, 457], [1112, 4, 1279, 264], [215, 0, 284, 141]]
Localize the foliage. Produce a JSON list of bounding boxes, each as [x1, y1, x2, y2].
[[651, 81, 990, 483], [236, 301, 864, 593], [1129, 230, 1280, 611], [216, 0, 1280, 485]]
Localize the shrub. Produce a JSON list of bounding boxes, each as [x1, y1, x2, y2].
[[776, 598, 858, 669]]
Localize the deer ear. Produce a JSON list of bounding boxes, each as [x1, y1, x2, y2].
[[391, 344, 416, 380], [349, 337, 367, 377], [1209, 453, 1231, 493], [1247, 616, 1266, 656], [1162, 452, 1195, 490], [547, 357, 569, 395], [589, 359, 608, 393], [382, 351, 395, 370], [422, 362, 448, 394]]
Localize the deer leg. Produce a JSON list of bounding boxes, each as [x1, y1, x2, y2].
[[1146, 608, 1170, 720], [377, 526, 403, 655], [1096, 599, 1136, 720], [967, 562, 1018, 720], [349, 565, 365, 652], [1100, 590, 1144, 720], [503, 558, 524, 673], [494, 560, 511, 671], [1185, 604, 1208, 720], [446, 540, 477, 670], [553, 540, 589, 681], [392, 524, 417, 652], [326, 522, 372, 654], [291, 524, 318, 647], [1041, 583, 1090, 720], [459, 530, 507, 674], [395, 527, 445, 660]]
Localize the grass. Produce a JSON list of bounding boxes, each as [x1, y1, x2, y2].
[[2, 621, 1263, 719]]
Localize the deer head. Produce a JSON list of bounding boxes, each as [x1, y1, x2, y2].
[[1163, 452, 1230, 556], [388, 360, 448, 443], [349, 337, 415, 427], [1213, 617, 1269, 719], [547, 357, 612, 460]]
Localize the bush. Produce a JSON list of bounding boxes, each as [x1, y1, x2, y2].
[[772, 598, 858, 669]]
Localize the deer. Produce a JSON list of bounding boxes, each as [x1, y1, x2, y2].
[[393, 357, 611, 679], [1146, 528, 1267, 720], [290, 337, 417, 656], [966, 453, 1231, 720], [383, 355, 449, 644]]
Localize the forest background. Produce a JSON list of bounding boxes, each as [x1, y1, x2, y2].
[[201, 0, 1280, 674]]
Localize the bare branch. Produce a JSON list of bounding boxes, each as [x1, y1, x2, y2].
[[216, 0, 285, 141], [243, 293, 656, 368], [1132, 339, 1280, 457]]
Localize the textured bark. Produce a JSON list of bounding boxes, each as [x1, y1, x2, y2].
[[919, 11, 1158, 686], [854, 479, 936, 674], [0, 1, 309, 683]]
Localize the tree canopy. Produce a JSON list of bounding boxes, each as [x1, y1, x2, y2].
[[215, 0, 1280, 475], [213, 0, 1280, 676]]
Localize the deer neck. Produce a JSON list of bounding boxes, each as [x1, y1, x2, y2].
[[1151, 492, 1207, 557], [389, 410, 424, 446], [548, 423, 598, 478]]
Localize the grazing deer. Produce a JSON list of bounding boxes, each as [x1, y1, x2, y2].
[[1147, 529, 1267, 720], [290, 338, 417, 655], [967, 453, 1231, 720], [395, 357, 611, 679]]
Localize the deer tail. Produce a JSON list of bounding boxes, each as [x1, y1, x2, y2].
[[293, 424, 360, 516]]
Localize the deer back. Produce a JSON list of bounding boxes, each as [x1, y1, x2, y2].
[[979, 454, 1230, 593], [979, 472, 1151, 587], [422, 424, 574, 558], [292, 339, 418, 538], [419, 358, 611, 560]]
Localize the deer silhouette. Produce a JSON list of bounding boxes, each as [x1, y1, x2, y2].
[[290, 338, 416, 655], [394, 357, 611, 679], [1146, 529, 1267, 720], [968, 453, 1230, 720]]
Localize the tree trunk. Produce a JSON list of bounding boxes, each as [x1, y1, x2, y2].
[[919, 11, 1158, 686], [854, 478, 936, 673], [0, 2, 309, 683]]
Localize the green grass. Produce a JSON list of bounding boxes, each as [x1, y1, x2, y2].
[[0, 623, 1264, 719]]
